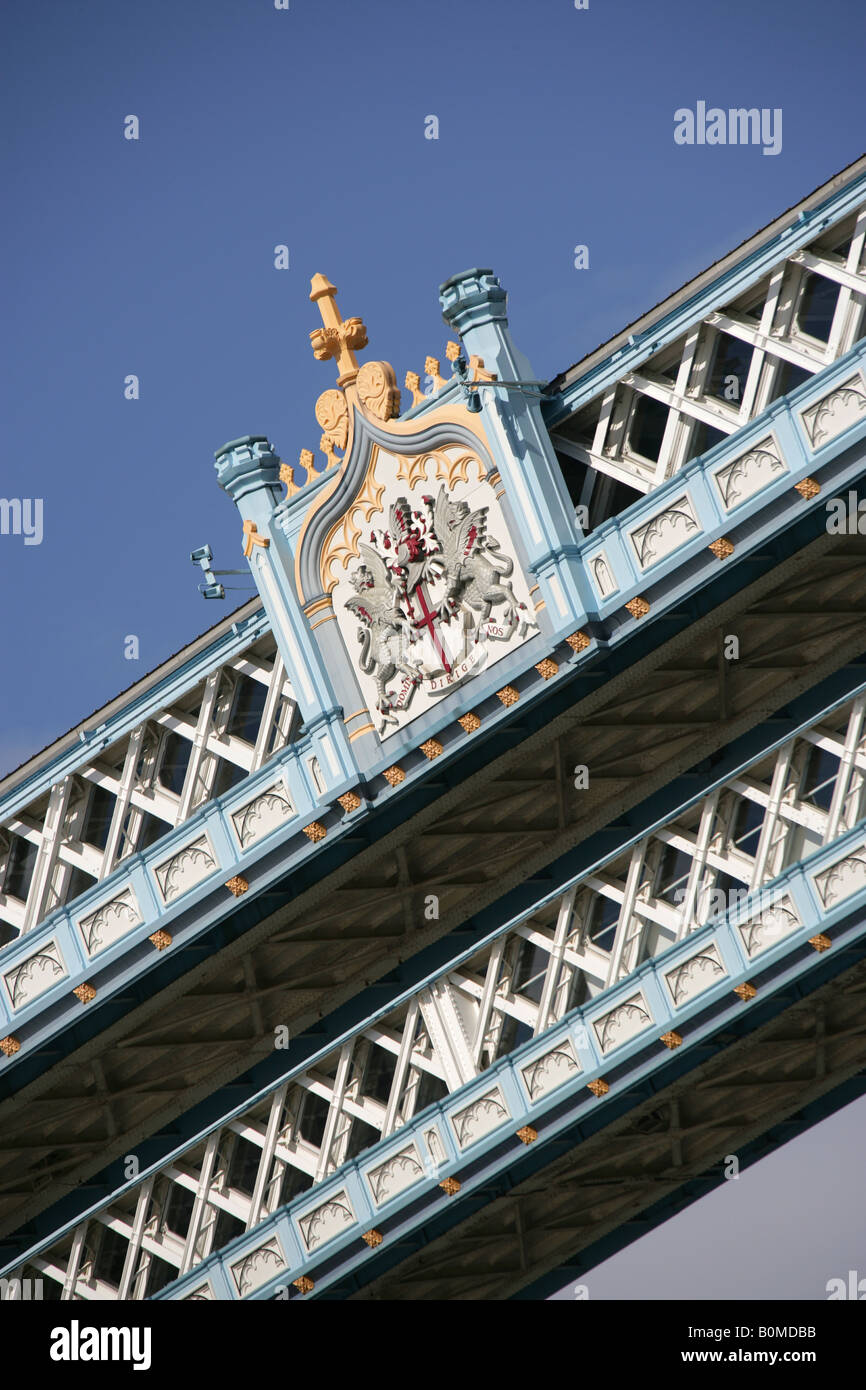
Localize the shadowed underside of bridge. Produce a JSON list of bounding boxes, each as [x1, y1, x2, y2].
[[2, 519, 866, 1241], [345, 958, 866, 1302]]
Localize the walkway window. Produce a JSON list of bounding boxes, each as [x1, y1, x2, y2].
[[706, 332, 754, 405], [629, 394, 669, 462], [213, 757, 245, 798], [158, 732, 192, 797], [362, 1045, 397, 1106], [802, 744, 839, 813], [732, 797, 764, 859], [588, 894, 620, 952], [767, 359, 811, 405], [3, 833, 37, 902], [685, 421, 726, 464], [135, 811, 173, 852], [796, 273, 839, 343], [226, 676, 267, 745], [654, 844, 692, 907], [64, 867, 97, 905], [81, 784, 115, 850]]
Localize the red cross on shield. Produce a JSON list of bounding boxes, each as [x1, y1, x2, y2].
[[406, 577, 454, 674]]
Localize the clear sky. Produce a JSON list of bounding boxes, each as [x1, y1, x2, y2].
[[2, 0, 864, 1299]]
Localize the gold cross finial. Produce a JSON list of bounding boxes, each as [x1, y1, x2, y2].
[[309, 274, 368, 386]]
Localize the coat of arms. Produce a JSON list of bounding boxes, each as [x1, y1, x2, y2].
[[345, 485, 537, 732]]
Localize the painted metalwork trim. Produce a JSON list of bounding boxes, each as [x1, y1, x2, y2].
[[152, 818, 866, 1299]]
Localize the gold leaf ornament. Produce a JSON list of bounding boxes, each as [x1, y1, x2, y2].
[[315, 389, 349, 452], [357, 360, 401, 422]]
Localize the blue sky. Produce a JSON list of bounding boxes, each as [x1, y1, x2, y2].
[[2, 0, 864, 1298]]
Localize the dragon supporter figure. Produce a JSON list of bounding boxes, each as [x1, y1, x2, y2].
[[345, 485, 534, 731]]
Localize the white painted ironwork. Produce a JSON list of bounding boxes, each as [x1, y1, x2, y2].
[[0, 628, 297, 949], [553, 204, 866, 509], [7, 684, 866, 1299]]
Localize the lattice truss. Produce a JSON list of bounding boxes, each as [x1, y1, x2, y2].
[[9, 688, 866, 1300], [553, 206, 866, 514], [0, 627, 297, 951]]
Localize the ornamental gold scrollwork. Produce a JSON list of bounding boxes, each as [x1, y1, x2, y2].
[[320, 462, 388, 591], [316, 388, 349, 448], [315, 387, 350, 469], [356, 360, 401, 422]]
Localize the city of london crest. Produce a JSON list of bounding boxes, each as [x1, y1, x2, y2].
[[343, 484, 537, 734]]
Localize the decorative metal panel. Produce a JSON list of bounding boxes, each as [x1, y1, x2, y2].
[[366, 1143, 425, 1205], [713, 436, 787, 509], [153, 835, 217, 904], [230, 781, 294, 849], [801, 373, 866, 448], [3, 940, 66, 1009], [592, 991, 653, 1053], [297, 1190, 356, 1252], [424, 1126, 447, 1169], [77, 887, 143, 957], [738, 895, 801, 957], [449, 1085, 510, 1149], [629, 496, 699, 568], [230, 1238, 287, 1296], [664, 944, 726, 1005], [590, 551, 617, 597], [521, 1039, 580, 1100], [813, 846, 866, 908]]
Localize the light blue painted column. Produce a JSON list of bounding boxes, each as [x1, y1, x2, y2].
[[214, 436, 357, 787], [439, 270, 594, 628]]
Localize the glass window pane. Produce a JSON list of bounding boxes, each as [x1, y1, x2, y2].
[[213, 758, 245, 798], [796, 273, 839, 343], [414, 1070, 448, 1113], [344, 1117, 380, 1162], [136, 812, 173, 852], [4, 834, 38, 901], [629, 395, 669, 462], [81, 784, 115, 850], [162, 1182, 195, 1240], [298, 1091, 329, 1149], [93, 1225, 128, 1289], [493, 1012, 533, 1060], [802, 745, 839, 812], [65, 866, 97, 905], [275, 1165, 313, 1206], [654, 844, 692, 907], [732, 798, 764, 857], [706, 333, 754, 405], [212, 1209, 245, 1255], [766, 359, 812, 406], [227, 1137, 261, 1198], [589, 895, 620, 952], [363, 1047, 397, 1106], [143, 1254, 178, 1299], [512, 937, 549, 1005], [158, 732, 192, 796], [227, 677, 267, 745], [685, 421, 726, 463]]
